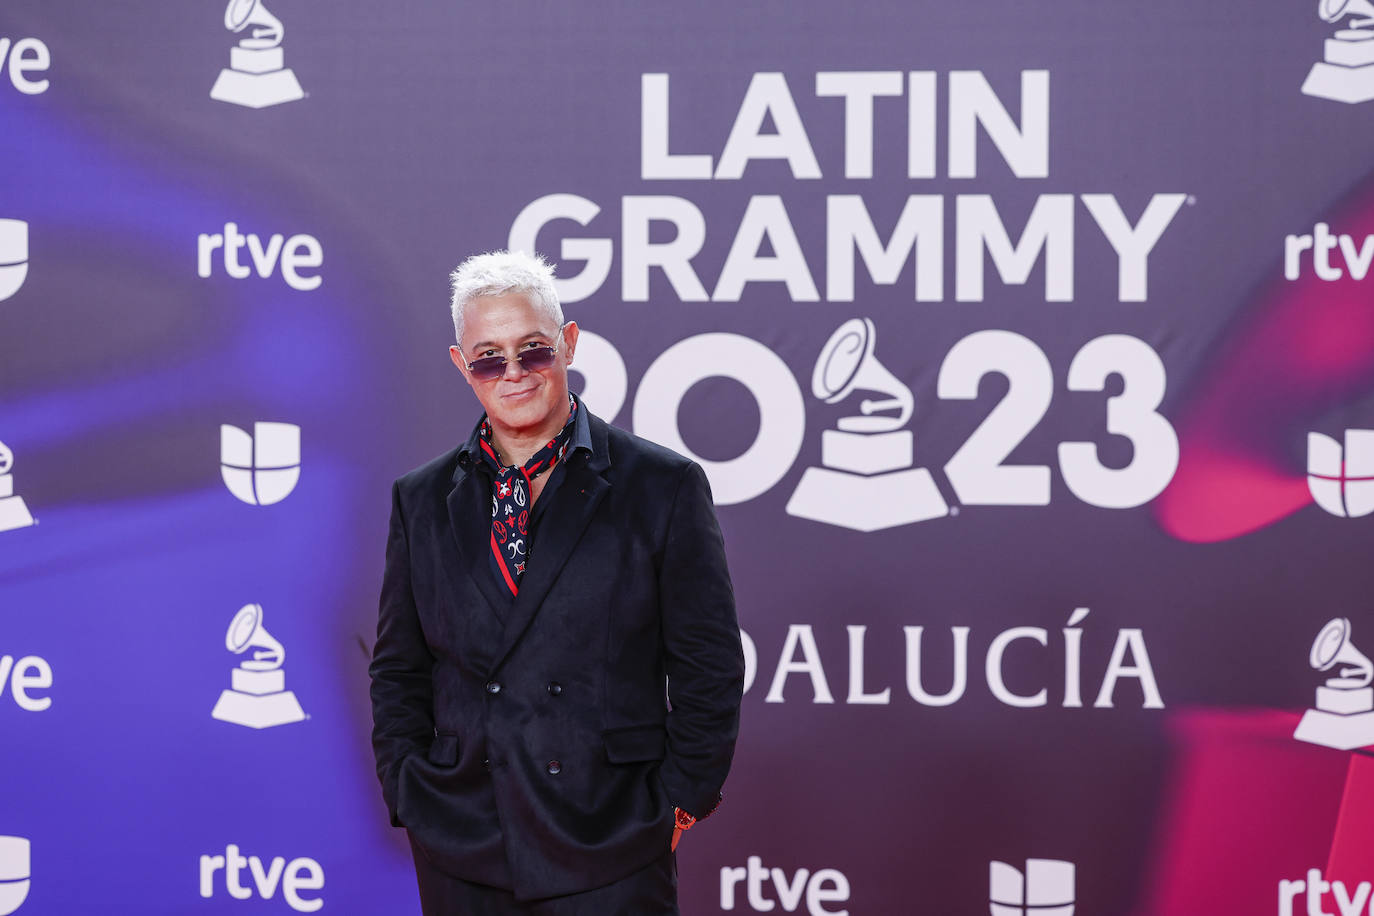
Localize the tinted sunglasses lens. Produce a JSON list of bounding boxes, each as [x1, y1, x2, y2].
[[518, 346, 557, 371], [468, 356, 506, 379]]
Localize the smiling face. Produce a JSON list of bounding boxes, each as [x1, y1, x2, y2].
[[450, 293, 579, 438]]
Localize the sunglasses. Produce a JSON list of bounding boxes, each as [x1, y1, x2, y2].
[[465, 343, 559, 381]]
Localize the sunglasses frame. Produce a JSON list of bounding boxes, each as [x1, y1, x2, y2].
[[463, 326, 568, 381]]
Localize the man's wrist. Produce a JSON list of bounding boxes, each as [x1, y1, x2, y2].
[[673, 791, 723, 830]]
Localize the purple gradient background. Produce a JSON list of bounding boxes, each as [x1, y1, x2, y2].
[[2, 1, 1373, 913]]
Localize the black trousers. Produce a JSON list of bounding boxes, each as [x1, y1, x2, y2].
[[408, 833, 679, 916]]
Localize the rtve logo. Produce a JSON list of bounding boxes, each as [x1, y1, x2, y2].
[[1284, 223, 1374, 281], [720, 856, 850, 915], [199, 844, 323, 913], [991, 859, 1075, 916], [1280, 869, 1374, 916], [0, 38, 50, 95], [0, 654, 52, 712], [198, 223, 323, 291]]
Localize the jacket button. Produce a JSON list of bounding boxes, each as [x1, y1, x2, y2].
[[483, 758, 492, 771], [546, 681, 562, 696], [547, 760, 562, 775], [485, 681, 501, 694]]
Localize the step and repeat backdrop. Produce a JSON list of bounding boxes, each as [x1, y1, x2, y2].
[[4, 1, 1374, 913]]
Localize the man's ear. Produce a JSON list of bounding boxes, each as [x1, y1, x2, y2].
[[562, 321, 580, 366]]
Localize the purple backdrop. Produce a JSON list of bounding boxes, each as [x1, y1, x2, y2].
[[3, 1, 1374, 913]]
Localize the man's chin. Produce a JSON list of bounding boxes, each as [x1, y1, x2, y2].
[[487, 396, 555, 431]]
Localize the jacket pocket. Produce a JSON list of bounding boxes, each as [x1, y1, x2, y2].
[[427, 731, 459, 766], [602, 725, 667, 763]]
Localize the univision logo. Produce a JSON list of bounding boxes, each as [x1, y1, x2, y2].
[[1308, 430, 1374, 517], [0, 220, 27, 303], [0, 836, 30, 916], [221, 422, 300, 505], [990, 859, 1075, 916]]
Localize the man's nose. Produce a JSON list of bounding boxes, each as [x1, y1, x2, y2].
[[502, 354, 528, 380]]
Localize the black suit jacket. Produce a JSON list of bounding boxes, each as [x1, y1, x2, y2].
[[369, 407, 745, 901]]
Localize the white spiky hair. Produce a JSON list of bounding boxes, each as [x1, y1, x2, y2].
[[449, 250, 563, 346]]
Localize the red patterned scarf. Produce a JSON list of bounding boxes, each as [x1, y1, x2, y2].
[[476, 396, 578, 595]]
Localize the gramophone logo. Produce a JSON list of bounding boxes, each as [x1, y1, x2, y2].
[[209, 0, 304, 109], [785, 318, 947, 531], [1294, 617, 1374, 750], [1302, 0, 1374, 103], [0, 220, 27, 303], [990, 859, 1075, 916], [0, 836, 29, 916], [211, 603, 306, 729], [1306, 429, 1374, 517], [221, 422, 300, 505], [0, 442, 35, 534]]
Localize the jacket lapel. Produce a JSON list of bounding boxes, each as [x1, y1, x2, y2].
[[446, 460, 513, 624], [489, 418, 612, 672]]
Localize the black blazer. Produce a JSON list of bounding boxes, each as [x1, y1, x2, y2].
[[369, 408, 744, 901]]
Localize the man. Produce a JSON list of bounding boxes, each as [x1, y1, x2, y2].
[[369, 250, 745, 915]]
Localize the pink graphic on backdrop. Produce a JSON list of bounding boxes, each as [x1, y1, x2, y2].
[[1135, 710, 1361, 916], [1155, 183, 1374, 542], [1326, 754, 1374, 889]]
